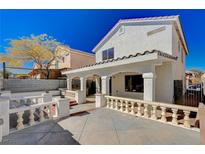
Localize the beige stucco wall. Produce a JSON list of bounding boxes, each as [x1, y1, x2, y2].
[[95, 24, 173, 62], [3, 79, 66, 93], [155, 62, 173, 103], [111, 64, 175, 103], [171, 26, 186, 93], [70, 52, 95, 69], [58, 54, 71, 69], [50, 51, 95, 70], [111, 72, 143, 100]]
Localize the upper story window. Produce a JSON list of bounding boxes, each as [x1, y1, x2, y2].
[[102, 48, 114, 60]]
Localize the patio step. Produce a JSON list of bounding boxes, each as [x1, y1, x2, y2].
[[70, 101, 78, 106], [70, 108, 96, 117]]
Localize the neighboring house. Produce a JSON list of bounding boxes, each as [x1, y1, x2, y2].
[[186, 71, 196, 87], [28, 68, 62, 79], [186, 70, 204, 86], [29, 45, 95, 79], [62, 15, 188, 104], [50, 45, 95, 70]]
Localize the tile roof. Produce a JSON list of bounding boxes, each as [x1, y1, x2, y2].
[[62, 50, 178, 72]]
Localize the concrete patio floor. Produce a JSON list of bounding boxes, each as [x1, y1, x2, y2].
[[0, 102, 200, 145]]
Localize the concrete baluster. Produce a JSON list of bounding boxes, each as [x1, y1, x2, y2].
[[115, 99, 118, 110], [160, 107, 167, 122], [184, 110, 191, 128], [172, 109, 178, 125], [131, 102, 135, 115], [125, 101, 129, 113], [151, 105, 157, 120], [48, 104, 53, 119], [137, 103, 142, 116], [29, 109, 35, 126], [39, 106, 45, 122], [144, 104, 149, 118], [16, 111, 24, 130], [120, 100, 124, 112], [106, 98, 110, 108], [111, 99, 115, 109]]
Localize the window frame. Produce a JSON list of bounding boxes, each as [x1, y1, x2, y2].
[[125, 75, 144, 93], [102, 47, 114, 61], [102, 50, 107, 61]]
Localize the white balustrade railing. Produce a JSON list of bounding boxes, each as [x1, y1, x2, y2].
[[65, 90, 86, 104], [9, 100, 57, 132], [9, 95, 44, 108], [105, 95, 199, 131]]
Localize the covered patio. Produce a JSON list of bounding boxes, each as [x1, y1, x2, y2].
[[62, 50, 178, 107]]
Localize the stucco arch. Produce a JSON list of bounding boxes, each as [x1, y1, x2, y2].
[[71, 76, 80, 90], [107, 71, 142, 78], [84, 73, 101, 80]]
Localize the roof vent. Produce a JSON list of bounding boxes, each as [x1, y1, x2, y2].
[[119, 25, 125, 35]]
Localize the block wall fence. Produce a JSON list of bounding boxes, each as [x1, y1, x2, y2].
[[0, 79, 66, 93]]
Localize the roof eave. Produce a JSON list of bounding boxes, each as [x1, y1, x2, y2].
[[175, 16, 189, 55], [62, 50, 178, 75]]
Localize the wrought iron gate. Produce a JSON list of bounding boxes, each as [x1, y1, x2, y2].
[[182, 83, 204, 107]]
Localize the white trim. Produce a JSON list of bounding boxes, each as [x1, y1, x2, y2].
[[57, 45, 95, 57], [63, 52, 159, 74], [143, 72, 157, 79]]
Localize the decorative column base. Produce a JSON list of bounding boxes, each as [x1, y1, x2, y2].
[[75, 90, 86, 104], [56, 98, 70, 118], [95, 93, 106, 108]]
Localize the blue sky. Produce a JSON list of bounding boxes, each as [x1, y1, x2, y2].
[[0, 9, 205, 73]]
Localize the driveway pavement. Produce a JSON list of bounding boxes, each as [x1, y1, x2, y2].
[[0, 103, 200, 145]]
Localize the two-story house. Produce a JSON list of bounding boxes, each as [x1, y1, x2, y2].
[[62, 15, 188, 105], [29, 45, 95, 79]]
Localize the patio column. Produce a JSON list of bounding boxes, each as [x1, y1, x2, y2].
[[95, 76, 101, 93], [66, 78, 72, 90], [143, 72, 156, 101], [80, 77, 86, 91], [101, 76, 110, 95], [95, 76, 109, 108]]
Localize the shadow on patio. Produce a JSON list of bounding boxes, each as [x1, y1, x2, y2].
[[1, 119, 81, 145]]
